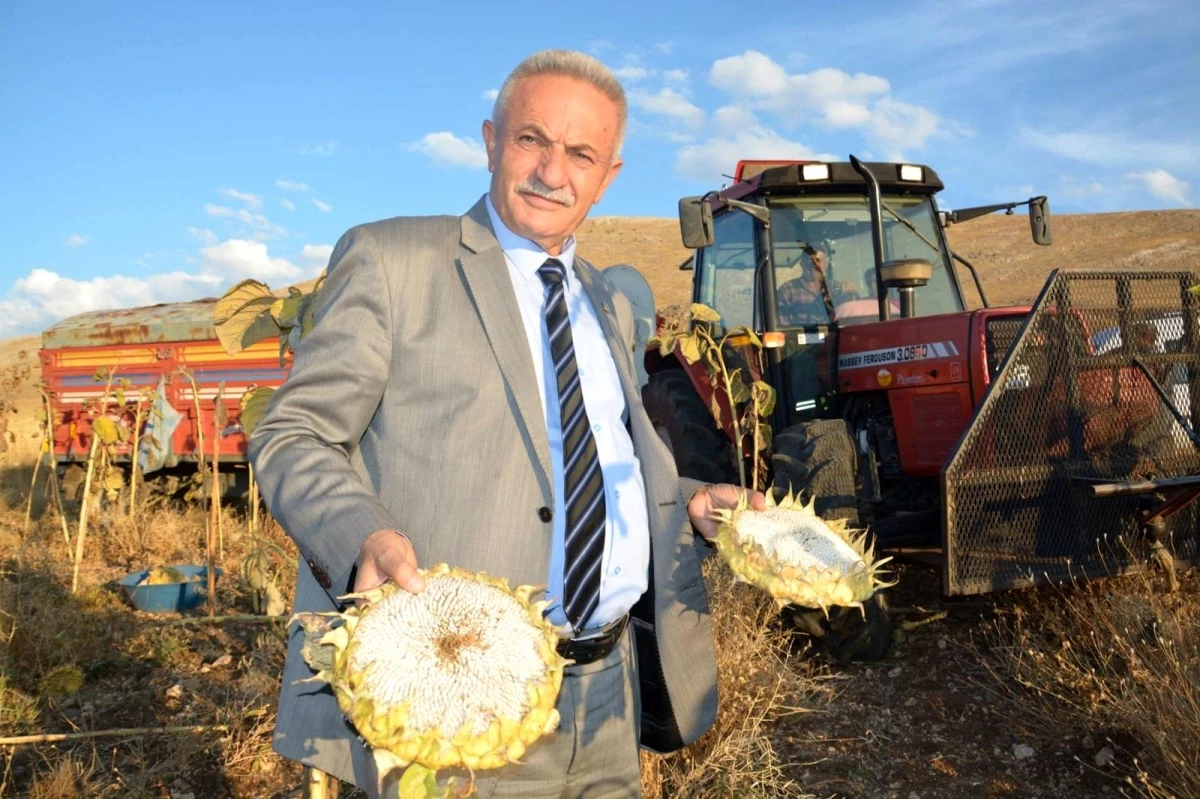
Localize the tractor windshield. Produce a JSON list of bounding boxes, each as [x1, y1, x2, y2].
[[770, 195, 964, 326]]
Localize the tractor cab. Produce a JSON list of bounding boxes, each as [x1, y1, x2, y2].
[[674, 157, 1051, 434]]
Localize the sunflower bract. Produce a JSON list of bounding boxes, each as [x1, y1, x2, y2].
[[713, 491, 892, 614]]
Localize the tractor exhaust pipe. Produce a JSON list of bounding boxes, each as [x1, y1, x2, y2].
[[849, 155, 889, 322]]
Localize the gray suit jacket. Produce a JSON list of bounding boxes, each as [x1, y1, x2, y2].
[[249, 196, 717, 785]]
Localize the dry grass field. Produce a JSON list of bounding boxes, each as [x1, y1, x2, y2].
[[1, 208, 1197, 798]]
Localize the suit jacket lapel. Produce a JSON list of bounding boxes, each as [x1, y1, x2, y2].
[[457, 197, 553, 492], [574, 259, 640, 403]]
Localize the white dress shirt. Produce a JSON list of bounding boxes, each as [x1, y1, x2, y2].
[[485, 195, 651, 633]]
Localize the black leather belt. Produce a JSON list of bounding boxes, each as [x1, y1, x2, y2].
[[556, 614, 629, 665]]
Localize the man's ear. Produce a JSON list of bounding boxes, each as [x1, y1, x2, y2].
[[482, 119, 497, 173], [593, 157, 623, 205]]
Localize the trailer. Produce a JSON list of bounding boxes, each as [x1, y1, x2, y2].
[[39, 298, 290, 493]]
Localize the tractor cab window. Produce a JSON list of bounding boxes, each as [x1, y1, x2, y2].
[[695, 209, 757, 331], [770, 195, 963, 326]]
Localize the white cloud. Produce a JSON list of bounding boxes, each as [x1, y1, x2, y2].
[[406, 131, 489, 169], [199, 239, 301, 281], [711, 105, 759, 136], [1020, 128, 1200, 171], [0, 268, 224, 337], [275, 179, 309, 192], [822, 100, 872, 129], [662, 68, 689, 86], [613, 66, 649, 82], [628, 88, 705, 129], [221, 188, 262, 208], [865, 98, 943, 159], [677, 128, 829, 184], [0, 233, 323, 336], [703, 51, 948, 156], [482, 88, 499, 101], [188, 227, 218, 244], [311, 198, 333, 213], [64, 233, 88, 248], [1125, 169, 1190, 206], [280, 197, 296, 211], [300, 243, 335, 270], [710, 51, 790, 97], [652, 41, 674, 55], [298, 139, 339, 156], [204, 203, 287, 239], [1063, 180, 1106, 197]]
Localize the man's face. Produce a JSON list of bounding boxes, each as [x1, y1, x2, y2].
[[482, 74, 623, 255]]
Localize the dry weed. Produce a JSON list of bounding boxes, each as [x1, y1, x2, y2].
[[24, 751, 101, 799], [988, 566, 1200, 798], [640, 560, 817, 798]]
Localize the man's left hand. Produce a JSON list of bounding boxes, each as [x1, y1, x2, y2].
[[687, 483, 768, 540]]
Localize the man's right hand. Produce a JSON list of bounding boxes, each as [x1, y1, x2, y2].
[[354, 529, 425, 594]]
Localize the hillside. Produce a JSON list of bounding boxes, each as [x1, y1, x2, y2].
[[4, 209, 1198, 408], [573, 208, 1200, 311]]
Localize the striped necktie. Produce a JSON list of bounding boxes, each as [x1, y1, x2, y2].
[[537, 258, 605, 631]]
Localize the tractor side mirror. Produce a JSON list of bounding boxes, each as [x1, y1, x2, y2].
[[1029, 196, 1052, 246], [679, 196, 715, 249]]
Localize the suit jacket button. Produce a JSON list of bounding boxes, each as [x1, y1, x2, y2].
[[537, 506, 553, 523]]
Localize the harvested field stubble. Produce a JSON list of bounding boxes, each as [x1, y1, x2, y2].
[[989, 567, 1200, 798], [640, 561, 825, 798]]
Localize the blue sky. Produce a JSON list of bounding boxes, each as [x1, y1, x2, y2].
[[2, 0, 1197, 337]]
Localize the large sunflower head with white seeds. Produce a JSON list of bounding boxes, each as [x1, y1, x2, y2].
[[294, 564, 568, 789], [712, 491, 892, 614]]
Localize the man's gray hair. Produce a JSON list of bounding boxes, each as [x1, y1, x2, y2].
[[492, 49, 627, 157]]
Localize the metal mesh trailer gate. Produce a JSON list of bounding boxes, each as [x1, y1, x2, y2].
[[942, 270, 1200, 595]]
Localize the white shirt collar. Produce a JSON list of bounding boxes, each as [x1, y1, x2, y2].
[[484, 193, 577, 284]]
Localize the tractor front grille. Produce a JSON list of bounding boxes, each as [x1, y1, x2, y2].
[[943, 270, 1200, 595], [983, 315, 1026, 380]]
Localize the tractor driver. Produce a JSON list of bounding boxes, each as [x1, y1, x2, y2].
[[777, 244, 837, 325]]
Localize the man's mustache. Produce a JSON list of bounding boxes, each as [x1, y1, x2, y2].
[[517, 177, 576, 208]]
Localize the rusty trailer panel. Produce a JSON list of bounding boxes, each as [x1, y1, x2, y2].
[[41, 298, 225, 349], [40, 299, 291, 466]]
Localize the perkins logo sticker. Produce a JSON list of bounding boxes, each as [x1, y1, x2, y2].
[[876, 368, 893, 387], [838, 341, 960, 371]]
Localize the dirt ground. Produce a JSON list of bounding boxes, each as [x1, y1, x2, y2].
[[2, 208, 1197, 798], [775, 563, 1124, 799]]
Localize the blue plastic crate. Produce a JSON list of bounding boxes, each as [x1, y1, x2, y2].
[[117, 565, 222, 613]]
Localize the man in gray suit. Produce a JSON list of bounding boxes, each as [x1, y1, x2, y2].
[[250, 49, 763, 797]]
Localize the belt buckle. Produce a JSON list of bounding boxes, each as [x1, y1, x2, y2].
[[556, 615, 628, 665]]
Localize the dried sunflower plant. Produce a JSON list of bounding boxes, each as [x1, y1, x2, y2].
[[648, 303, 776, 491], [211, 273, 326, 437]]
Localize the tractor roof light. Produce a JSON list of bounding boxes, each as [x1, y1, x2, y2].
[[801, 163, 830, 181], [899, 164, 924, 182]]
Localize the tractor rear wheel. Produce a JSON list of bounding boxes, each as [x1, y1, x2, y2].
[[771, 419, 891, 663], [642, 370, 738, 485]]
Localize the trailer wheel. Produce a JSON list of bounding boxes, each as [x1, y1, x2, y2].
[[642, 370, 738, 485], [772, 419, 892, 663]]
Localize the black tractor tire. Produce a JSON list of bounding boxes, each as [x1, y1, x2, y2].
[[771, 419, 892, 663], [642, 370, 738, 485], [771, 419, 859, 522], [780, 593, 892, 666]]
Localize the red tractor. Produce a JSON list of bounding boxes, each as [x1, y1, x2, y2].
[[642, 157, 1200, 661]]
